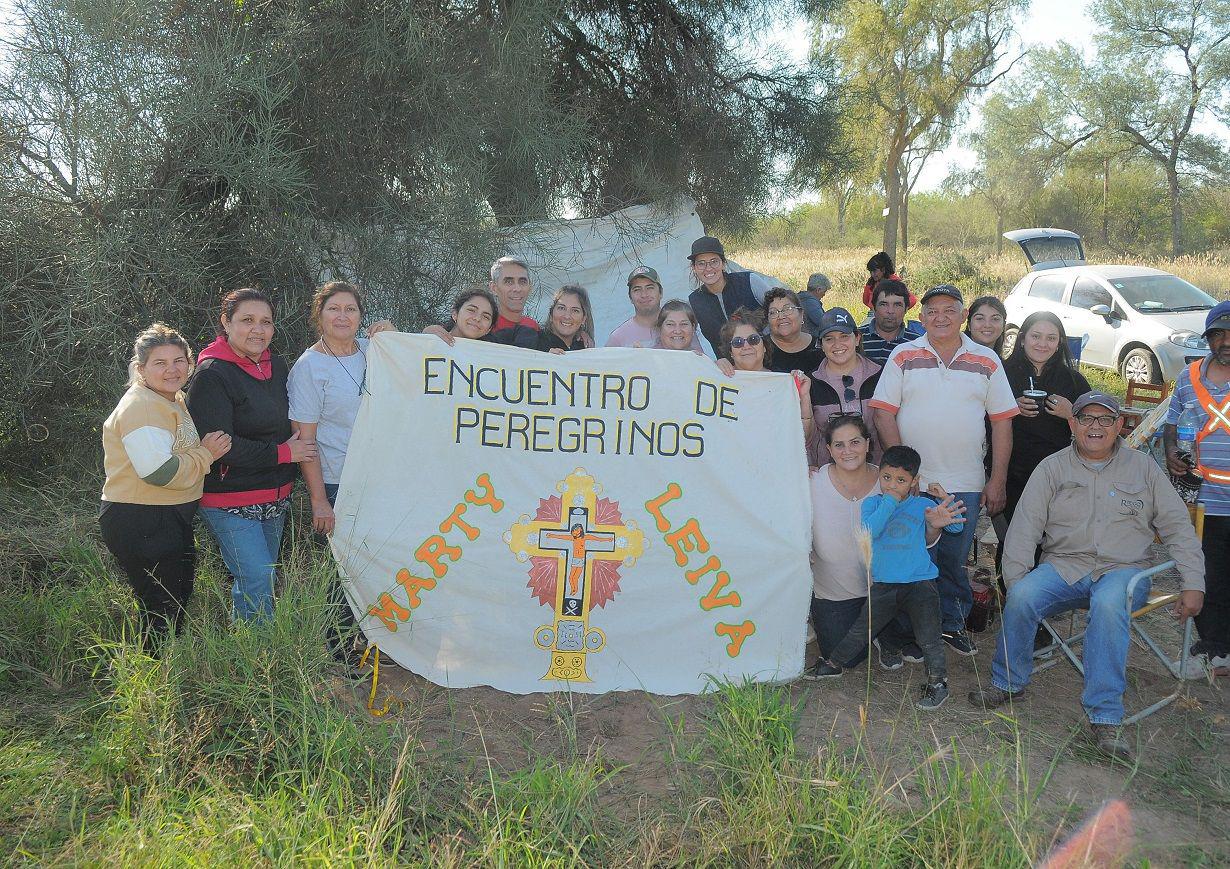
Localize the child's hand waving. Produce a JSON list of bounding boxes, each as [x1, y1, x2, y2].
[[925, 493, 967, 529]]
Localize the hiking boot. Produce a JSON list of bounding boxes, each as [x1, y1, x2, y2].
[[1090, 723, 1133, 762], [943, 630, 978, 656], [804, 659, 844, 680], [900, 642, 924, 664], [968, 684, 1026, 709], [916, 679, 950, 711], [875, 640, 903, 671]]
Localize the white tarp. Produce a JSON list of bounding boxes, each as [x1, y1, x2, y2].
[[330, 333, 812, 695], [506, 198, 779, 352]]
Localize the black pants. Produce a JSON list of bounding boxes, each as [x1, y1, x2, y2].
[[98, 501, 198, 650], [829, 580, 947, 682], [1198, 514, 1230, 654], [810, 595, 869, 663], [320, 484, 360, 660]]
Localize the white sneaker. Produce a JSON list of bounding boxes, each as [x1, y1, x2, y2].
[[1209, 653, 1230, 674], [1176, 652, 1211, 680]]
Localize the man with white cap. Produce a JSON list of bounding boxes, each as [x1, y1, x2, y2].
[[606, 265, 702, 352], [972, 390, 1205, 761], [1163, 299, 1230, 671]]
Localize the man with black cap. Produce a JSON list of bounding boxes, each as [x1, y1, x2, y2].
[[606, 265, 702, 351], [973, 390, 1205, 761], [687, 235, 762, 355], [1163, 299, 1230, 672], [870, 284, 1019, 656]]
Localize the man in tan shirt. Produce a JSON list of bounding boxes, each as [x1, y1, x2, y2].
[[970, 392, 1205, 760]]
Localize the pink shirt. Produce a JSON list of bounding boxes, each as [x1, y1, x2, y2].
[[606, 316, 703, 353]]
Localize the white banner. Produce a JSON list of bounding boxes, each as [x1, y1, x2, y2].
[[331, 333, 812, 694]]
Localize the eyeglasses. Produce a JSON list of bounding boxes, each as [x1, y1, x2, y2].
[[841, 374, 855, 404], [767, 305, 803, 320], [1075, 413, 1119, 427], [693, 258, 724, 270], [729, 334, 763, 349]]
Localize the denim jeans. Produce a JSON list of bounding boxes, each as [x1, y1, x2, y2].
[[810, 596, 868, 663], [200, 506, 287, 621], [829, 580, 947, 682], [991, 563, 1151, 725], [931, 491, 982, 633]]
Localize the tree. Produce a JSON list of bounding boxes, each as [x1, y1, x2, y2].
[[819, 0, 1024, 259]]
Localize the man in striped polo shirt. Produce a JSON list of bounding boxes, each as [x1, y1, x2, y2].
[[870, 284, 1019, 656], [859, 279, 923, 367], [1164, 300, 1230, 671]]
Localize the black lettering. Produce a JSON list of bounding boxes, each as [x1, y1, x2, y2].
[[532, 413, 553, 451], [480, 410, 505, 447], [527, 369, 550, 406], [695, 381, 718, 416], [508, 412, 530, 450], [450, 360, 475, 397], [474, 366, 500, 401], [682, 421, 705, 457], [655, 421, 681, 456], [455, 407, 479, 442], [601, 374, 626, 411], [576, 372, 600, 407], [629, 419, 655, 455], [583, 417, 606, 454], [424, 357, 447, 395], [501, 368, 525, 404], [558, 417, 582, 453], [627, 375, 650, 411], [719, 385, 739, 421]]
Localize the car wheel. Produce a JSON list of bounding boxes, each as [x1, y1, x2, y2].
[[1001, 327, 1019, 358], [1120, 348, 1160, 384]]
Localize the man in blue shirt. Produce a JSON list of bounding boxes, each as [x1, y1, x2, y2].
[[1164, 300, 1230, 671], [859, 279, 922, 367], [805, 445, 966, 710]]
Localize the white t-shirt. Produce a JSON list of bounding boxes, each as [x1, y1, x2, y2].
[[288, 338, 369, 485], [605, 316, 703, 353], [869, 333, 1019, 492], [810, 466, 880, 600]]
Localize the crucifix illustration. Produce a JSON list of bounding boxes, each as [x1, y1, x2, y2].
[[507, 468, 645, 682]]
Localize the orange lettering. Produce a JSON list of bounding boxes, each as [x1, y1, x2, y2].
[[699, 572, 740, 611], [644, 482, 682, 532], [367, 593, 410, 631], [664, 517, 709, 567], [415, 534, 461, 578], [464, 473, 504, 513], [396, 569, 437, 608], [683, 554, 722, 586], [715, 620, 755, 657], [439, 502, 479, 541]]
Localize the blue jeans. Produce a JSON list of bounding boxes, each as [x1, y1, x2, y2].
[[931, 490, 981, 632], [201, 507, 287, 621], [991, 564, 1151, 725]]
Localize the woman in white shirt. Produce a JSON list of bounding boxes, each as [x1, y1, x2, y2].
[[809, 414, 880, 663]]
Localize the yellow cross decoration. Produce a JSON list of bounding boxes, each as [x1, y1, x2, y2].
[[507, 468, 645, 682]]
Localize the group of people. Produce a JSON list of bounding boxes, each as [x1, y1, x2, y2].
[[98, 235, 1226, 762]]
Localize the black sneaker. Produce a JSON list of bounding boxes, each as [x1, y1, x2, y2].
[[900, 643, 924, 664], [875, 640, 903, 671], [1033, 625, 1054, 659], [804, 659, 844, 680], [942, 630, 978, 656], [916, 679, 950, 710]]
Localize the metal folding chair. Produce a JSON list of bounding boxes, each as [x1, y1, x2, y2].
[[1033, 503, 1205, 725]]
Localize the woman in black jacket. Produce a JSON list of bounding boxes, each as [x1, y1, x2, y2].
[[186, 288, 316, 621]]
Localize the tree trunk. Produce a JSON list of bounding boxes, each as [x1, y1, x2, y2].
[[881, 157, 902, 260], [1101, 156, 1110, 246], [898, 190, 909, 256], [995, 210, 1004, 256], [835, 186, 847, 238], [1166, 165, 1182, 257]]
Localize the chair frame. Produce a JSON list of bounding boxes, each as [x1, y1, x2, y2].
[[1033, 504, 1203, 725]]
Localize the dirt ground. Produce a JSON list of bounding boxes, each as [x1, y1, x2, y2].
[[346, 531, 1230, 864]]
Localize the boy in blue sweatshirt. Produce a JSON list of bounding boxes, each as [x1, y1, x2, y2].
[[806, 445, 966, 710]]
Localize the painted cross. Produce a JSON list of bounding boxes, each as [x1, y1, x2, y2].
[[507, 468, 645, 682]]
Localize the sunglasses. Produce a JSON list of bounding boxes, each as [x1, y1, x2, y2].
[[841, 374, 855, 404], [827, 410, 863, 423], [729, 334, 763, 349]]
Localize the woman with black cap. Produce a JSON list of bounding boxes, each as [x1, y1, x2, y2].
[[686, 235, 760, 355]]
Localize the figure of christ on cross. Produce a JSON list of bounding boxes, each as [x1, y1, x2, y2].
[[539, 508, 616, 616]]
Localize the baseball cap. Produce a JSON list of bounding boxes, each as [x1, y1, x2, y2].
[[626, 265, 661, 287], [1072, 391, 1122, 416], [920, 284, 963, 306], [689, 236, 726, 262], [818, 307, 856, 338], [1203, 300, 1230, 337]]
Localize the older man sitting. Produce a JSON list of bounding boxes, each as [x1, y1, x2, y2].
[[970, 391, 1205, 760]]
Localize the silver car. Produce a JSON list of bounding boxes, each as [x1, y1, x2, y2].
[[1002, 228, 1212, 383]]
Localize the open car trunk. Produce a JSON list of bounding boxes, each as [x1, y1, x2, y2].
[[1003, 228, 1085, 271]]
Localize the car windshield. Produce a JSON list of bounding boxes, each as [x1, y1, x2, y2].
[[1108, 275, 1215, 313]]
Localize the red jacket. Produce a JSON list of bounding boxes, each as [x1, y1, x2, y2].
[[862, 273, 916, 310]]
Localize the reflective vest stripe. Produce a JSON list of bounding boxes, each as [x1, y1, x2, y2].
[[1186, 360, 1230, 483]]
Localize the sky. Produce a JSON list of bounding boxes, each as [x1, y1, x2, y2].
[[772, 0, 1097, 197]]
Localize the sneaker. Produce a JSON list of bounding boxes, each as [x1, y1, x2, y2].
[[875, 640, 903, 671], [1209, 653, 1230, 674], [900, 643, 924, 664], [916, 679, 950, 710], [1189, 639, 1217, 657], [1033, 626, 1054, 659], [942, 630, 978, 656], [968, 685, 1026, 709], [804, 659, 844, 680], [1090, 723, 1133, 762]]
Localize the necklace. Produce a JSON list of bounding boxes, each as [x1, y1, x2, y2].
[[830, 466, 874, 502], [320, 338, 367, 396]]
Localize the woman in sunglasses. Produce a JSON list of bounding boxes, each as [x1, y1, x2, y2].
[[718, 308, 814, 441], [806, 307, 883, 467]]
